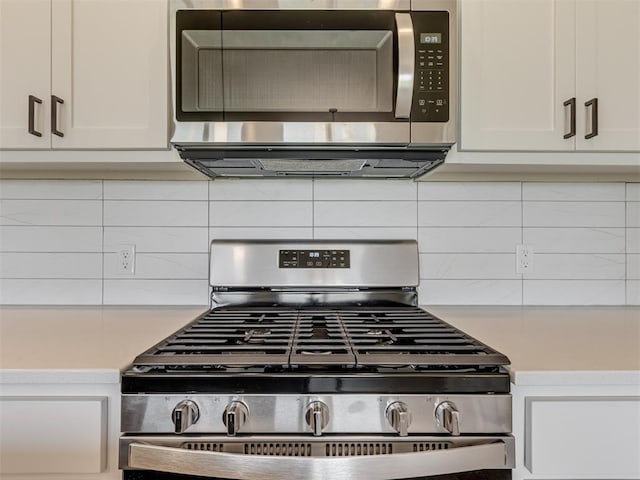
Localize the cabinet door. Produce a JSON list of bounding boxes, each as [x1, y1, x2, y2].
[[50, 0, 168, 149], [526, 397, 640, 476], [0, 0, 51, 149], [576, 0, 640, 151], [460, 0, 576, 151], [0, 397, 107, 474]]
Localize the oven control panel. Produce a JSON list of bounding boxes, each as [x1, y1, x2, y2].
[[279, 250, 350, 269]]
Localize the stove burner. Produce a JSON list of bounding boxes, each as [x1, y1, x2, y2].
[[243, 328, 272, 343], [131, 306, 509, 370]]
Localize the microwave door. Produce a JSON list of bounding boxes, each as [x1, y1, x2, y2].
[[172, 10, 412, 146]]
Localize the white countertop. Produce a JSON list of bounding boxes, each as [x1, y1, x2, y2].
[[0, 306, 206, 383], [428, 306, 640, 386], [1, 306, 638, 386]]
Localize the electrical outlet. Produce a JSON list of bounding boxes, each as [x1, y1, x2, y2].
[[118, 244, 136, 275], [516, 244, 533, 274]]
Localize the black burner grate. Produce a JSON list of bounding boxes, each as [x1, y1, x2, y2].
[[132, 306, 508, 369]]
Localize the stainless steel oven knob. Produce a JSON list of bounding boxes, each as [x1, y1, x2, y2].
[[305, 401, 330, 436], [435, 401, 461, 436], [385, 401, 412, 436], [223, 401, 249, 436], [171, 400, 200, 434]]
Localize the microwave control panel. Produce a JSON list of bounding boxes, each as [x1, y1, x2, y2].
[[411, 11, 450, 122]]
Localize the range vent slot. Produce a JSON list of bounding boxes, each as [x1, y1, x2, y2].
[[326, 443, 393, 456], [244, 443, 312, 456], [413, 442, 451, 451], [183, 442, 224, 451]]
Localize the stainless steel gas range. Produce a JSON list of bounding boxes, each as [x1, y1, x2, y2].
[[120, 240, 514, 480]]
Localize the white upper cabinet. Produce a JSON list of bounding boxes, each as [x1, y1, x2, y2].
[[460, 0, 576, 151], [575, 0, 640, 151], [0, 0, 167, 150], [461, 0, 640, 152], [0, 0, 52, 149]]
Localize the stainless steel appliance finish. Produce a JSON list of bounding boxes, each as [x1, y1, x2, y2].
[[123, 438, 514, 480], [169, 0, 457, 178], [120, 240, 513, 480], [122, 394, 511, 435]]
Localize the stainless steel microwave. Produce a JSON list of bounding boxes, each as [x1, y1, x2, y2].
[[169, 0, 457, 178]]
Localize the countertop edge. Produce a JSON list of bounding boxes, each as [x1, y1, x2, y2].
[[511, 369, 640, 387], [0, 369, 120, 385]]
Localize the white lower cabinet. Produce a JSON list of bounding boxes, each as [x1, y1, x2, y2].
[[0, 382, 121, 480], [526, 397, 640, 477], [512, 382, 640, 480]]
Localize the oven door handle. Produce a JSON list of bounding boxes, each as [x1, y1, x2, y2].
[[129, 441, 508, 480], [395, 13, 415, 119]]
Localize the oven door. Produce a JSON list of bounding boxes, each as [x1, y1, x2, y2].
[[120, 435, 514, 480], [170, 4, 415, 145]]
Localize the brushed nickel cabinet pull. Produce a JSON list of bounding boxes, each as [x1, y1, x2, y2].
[[51, 95, 65, 137], [585, 97, 598, 139], [28, 95, 43, 137], [563, 97, 576, 139]]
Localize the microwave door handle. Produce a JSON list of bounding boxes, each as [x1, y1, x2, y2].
[[129, 442, 508, 480], [395, 13, 415, 119]]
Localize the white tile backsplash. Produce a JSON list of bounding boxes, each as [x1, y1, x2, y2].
[[1, 179, 638, 306], [523, 280, 626, 305], [0, 226, 102, 252], [627, 254, 640, 280], [418, 201, 521, 227], [209, 179, 312, 201], [523, 228, 625, 253], [626, 183, 640, 201], [0, 279, 102, 305], [0, 200, 102, 226], [419, 253, 519, 280], [210, 201, 312, 227], [523, 254, 625, 280], [418, 280, 522, 305], [626, 202, 640, 228], [103, 279, 209, 305], [418, 182, 521, 201], [209, 227, 313, 240], [104, 227, 208, 253], [104, 201, 208, 227], [418, 227, 521, 253], [314, 201, 416, 227], [523, 202, 625, 227], [627, 281, 640, 305], [0, 180, 102, 200], [628, 228, 640, 254], [103, 253, 208, 279], [314, 227, 417, 240], [0, 253, 102, 279], [315, 180, 416, 201], [522, 182, 625, 201], [104, 180, 208, 201]]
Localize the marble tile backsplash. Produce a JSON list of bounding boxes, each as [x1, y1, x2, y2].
[[0, 179, 638, 306]]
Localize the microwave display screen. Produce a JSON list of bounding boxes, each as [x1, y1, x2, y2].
[[420, 33, 442, 44]]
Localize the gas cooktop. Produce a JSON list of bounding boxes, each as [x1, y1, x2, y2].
[[131, 306, 508, 370], [122, 304, 510, 395]]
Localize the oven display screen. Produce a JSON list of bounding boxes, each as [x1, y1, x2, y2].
[[279, 250, 350, 269]]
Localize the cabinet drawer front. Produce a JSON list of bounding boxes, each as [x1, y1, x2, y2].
[[0, 396, 107, 474], [525, 396, 640, 476]]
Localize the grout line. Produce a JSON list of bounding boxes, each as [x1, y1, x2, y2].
[[101, 181, 105, 306], [521, 181, 524, 305], [625, 183, 627, 305]]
